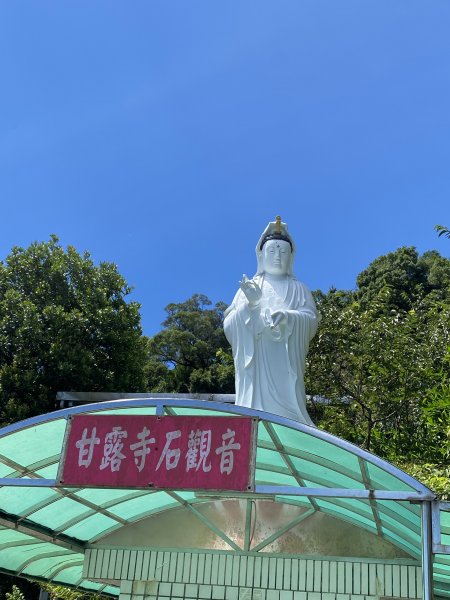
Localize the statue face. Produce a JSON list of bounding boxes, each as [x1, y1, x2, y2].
[[262, 239, 291, 275]]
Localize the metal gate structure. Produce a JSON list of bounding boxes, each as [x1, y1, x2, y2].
[[0, 398, 449, 599]]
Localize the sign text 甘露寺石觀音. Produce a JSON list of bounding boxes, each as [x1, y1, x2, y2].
[[58, 414, 256, 491]]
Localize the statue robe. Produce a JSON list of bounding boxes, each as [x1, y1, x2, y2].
[[224, 274, 318, 425]]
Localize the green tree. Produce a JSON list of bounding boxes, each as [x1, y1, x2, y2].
[[308, 291, 424, 453], [307, 247, 450, 462], [356, 246, 450, 312], [146, 294, 234, 393], [0, 236, 147, 423], [420, 343, 450, 462]]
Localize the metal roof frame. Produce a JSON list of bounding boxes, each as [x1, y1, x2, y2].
[[0, 398, 446, 599]]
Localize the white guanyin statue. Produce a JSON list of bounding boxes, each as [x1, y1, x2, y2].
[[224, 217, 319, 425]]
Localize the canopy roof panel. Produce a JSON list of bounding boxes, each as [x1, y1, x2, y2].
[[0, 399, 447, 598]]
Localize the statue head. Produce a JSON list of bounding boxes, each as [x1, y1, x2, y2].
[[255, 217, 296, 277], [261, 239, 291, 275]]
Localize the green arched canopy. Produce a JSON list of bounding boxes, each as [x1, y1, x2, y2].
[[0, 400, 447, 598]]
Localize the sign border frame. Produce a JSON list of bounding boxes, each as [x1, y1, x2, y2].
[[56, 414, 258, 492]]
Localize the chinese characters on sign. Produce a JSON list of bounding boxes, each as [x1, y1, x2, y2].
[[59, 415, 255, 491]]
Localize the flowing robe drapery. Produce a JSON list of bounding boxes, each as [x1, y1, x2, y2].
[[224, 274, 318, 425]]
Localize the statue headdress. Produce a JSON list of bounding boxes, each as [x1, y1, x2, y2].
[[255, 216, 296, 277], [259, 215, 293, 251]]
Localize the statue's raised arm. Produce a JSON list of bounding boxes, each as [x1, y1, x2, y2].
[[224, 217, 319, 425]]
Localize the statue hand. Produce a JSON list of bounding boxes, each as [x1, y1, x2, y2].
[[239, 274, 262, 306], [270, 310, 287, 328]]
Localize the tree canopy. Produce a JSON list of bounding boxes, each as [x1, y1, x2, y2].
[[145, 294, 234, 394], [356, 246, 450, 311], [306, 247, 450, 495], [0, 236, 147, 423]]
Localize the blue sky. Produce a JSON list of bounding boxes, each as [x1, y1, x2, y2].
[[1, 1, 449, 336]]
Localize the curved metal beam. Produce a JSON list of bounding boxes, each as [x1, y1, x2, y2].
[[0, 398, 434, 496], [0, 453, 60, 478], [262, 422, 320, 512], [0, 512, 84, 553], [17, 550, 73, 575], [0, 539, 44, 550], [46, 559, 84, 580], [256, 485, 434, 501]]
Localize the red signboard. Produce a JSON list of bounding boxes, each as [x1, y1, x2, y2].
[[58, 415, 255, 491]]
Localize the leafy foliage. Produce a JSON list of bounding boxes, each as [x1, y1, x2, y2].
[[400, 462, 450, 500], [307, 247, 450, 482], [5, 586, 25, 600], [145, 294, 234, 393], [435, 224, 450, 239], [356, 246, 450, 311], [0, 576, 38, 599], [0, 236, 147, 424], [39, 583, 108, 599]]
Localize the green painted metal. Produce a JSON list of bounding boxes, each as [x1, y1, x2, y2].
[[0, 399, 445, 597]]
